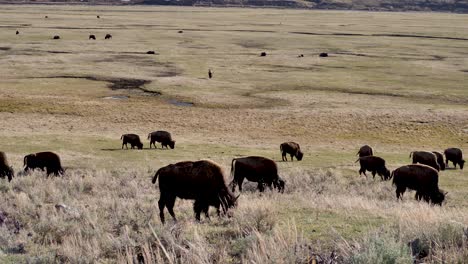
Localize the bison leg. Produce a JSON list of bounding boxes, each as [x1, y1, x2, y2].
[[359, 168, 367, 177], [396, 187, 406, 200], [453, 161, 457, 169], [165, 196, 177, 222], [371, 171, 377, 179], [282, 153, 287, 161], [194, 200, 203, 222], [290, 154, 294, 161], [158, 198, 166, 224]]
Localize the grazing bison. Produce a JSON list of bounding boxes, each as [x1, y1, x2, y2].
[[148, 131, 175, 149], [16, 30, 19, 35], [24, 152, 64, 176], [230, 156, 285, 193], [444, 148, 464, 170], [357, 145, 373, 157], [410, 151, 440, 171], [104, 34, 112, 40], [260, 52, 267, 57], [121, 134, 143, 150], [89, 35, 96, 40], [178, 30, 183, 33], [208, 69, 213, 79], [146, 50, 155, 54], [319, 53, 328, 57], [53, 35, 60, 40], [356, 156, 390, 180], [392, 164, 445, 205], [0, 152, 14, 182], [280, 142, 303, 161], [152, 160, 238, 223], [432, 151, 446, 171], [97, 15, 100, 19]]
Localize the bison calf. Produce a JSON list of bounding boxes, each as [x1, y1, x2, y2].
[[0, 152, 14, 182], [280, 142, 303, 161], [356, 156, 390, 180], [357, 145, 373, 157], [392, 164, 445, 205], [24, 151, 64, 176], [410, 151, 440, 171], [230, 156, 285, 193], [121, 134, 143, 150], [444, 148, 464, 170], [148, 131, 175, 149], [152, 160, 238, 223]]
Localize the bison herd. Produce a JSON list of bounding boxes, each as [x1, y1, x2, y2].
[[0, 140, 464, 223]]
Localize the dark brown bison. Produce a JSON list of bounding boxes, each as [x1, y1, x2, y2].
[[319, 53, 328, 57], [24, 152, 64, 176], [146, 50, 155, 54], [152, 160, 238, 223], [280, 142, 303, 161], [356, 156, 390, 180], [432, 151, 445, 171], [392, 164, 445, 205], [230, 156, 285, 193], [356, 145, 373, 157], [16, 30, 19, 35], [53, 35, 60, 40], [0, 152, 14, 182], [89, 35, 96, 40], [121, 134, 143, 150], [444, 148, 464, 170], [148, 131, 175, 149], [208, 69, 213, 79], [410, 151, 440, 171], [260, 52, 267, 57], [104, 34, 112, 40], [97, 15, 100, 19]]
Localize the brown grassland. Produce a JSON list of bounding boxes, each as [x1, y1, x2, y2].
[[0, 5, 467, 263]]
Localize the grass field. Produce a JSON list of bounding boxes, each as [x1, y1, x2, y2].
[[0, 5, 467, 263]]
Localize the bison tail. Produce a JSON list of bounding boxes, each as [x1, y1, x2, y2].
[[409, 152, 413, 158], [23, 155, 28, 168], [354, 157, 361, 163], [230, 159, 236, 179], [280, 144, 283, 153], [120, 135, 124, 140], [152, 168, 162, 184], [391, 170, 396, 183], [147, 133, 151, 140]]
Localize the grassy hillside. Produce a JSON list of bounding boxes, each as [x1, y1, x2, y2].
[[0, 5, 467, 263]]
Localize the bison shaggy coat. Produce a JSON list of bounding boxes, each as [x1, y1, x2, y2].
[[230, 156, 285, 193], [410, 151, 440, 171], [356, 156, 390, 180], [152, 160, 237, 223], [280, 142, 303, 161], [23, 151, 64, 176], [444, 148, 465, 170], [0, 152, 14, 181], [392, 164, 445, 205], [121, 134, 143, 150], [357, 145, 373, 157], [148, 131, 175, 149]]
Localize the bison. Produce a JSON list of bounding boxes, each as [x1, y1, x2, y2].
[[208, 69, 213, 79], [0, 152, 14, 182], [319, 53, 328, 57], [410, 151, 440, 171], [105, 34, 112, 40], [444, 148, 464, 170], [23, 152, 64, 176], [230, 156, 285, 193], [53, 35, 60, 40], [89, 34, 96, 40], [356, 156, 390, 180], [357, 145, 373, 157], [16, 30, 19, 35], [121, 134, 143, 150], [152, 160, 238, 223], [146, 51, 155, 54], [260, 52, 267, 57], [392, 164, 446, 205], [148, 131, 175, 149], [280, 142, 303, 161], [432, 151, 446, 171]]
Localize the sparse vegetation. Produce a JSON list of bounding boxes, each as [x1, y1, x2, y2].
[[0, 5, 467, 263]]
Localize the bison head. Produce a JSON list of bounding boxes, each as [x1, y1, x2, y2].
[[7, 166, 14, 182], [460, 159, 465, 170], [430, 189, 446, 206], [382, 168, 391, 181], [137, 143, 143, 150], [274, 178, 286, 193], [168, 141, 175, 149], [296, 151, 304, 161]]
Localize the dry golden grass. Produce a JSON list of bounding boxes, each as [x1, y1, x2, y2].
[[0, 5, 467, 263]]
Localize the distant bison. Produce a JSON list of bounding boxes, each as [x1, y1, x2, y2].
[[444, 148, 464, 170], [146, 50, 155, 54], [356, 156, 390, 180], [319, 53, 328, 57], [230, 156, 285, 193], [24, 152, 64, 176], [432, 151, 445, 171], [410, 151, 440, 171], [16, 30, 19, 35], [121, 134, 143, 150], [89, 34, 96, 40], [148, 131, 175, 149], [392, 164, 445, 205], [260, 52, 267, 57], [152, 160, 238, 223], [280, 142, 303, 161], [53, 35, 60, 40], [97, 15, 100, 19], [357, 145, 373, 157], [0, 152, 14, 182], [104, 34, 112, 40]]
